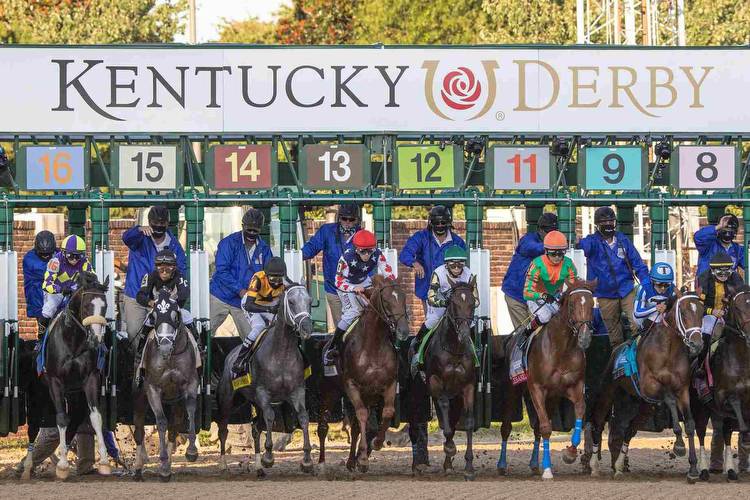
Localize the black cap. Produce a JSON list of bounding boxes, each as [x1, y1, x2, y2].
[[594, 206, 616, 224], [264, 256, 287, 277], [34, 230, 56, 255], [537, 212, 558, 232], [710, 250, 734, 268], [338, 203, 360, 219], [148, 205, 170, 225]]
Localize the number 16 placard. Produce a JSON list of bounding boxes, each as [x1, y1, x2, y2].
[[112, 145, 182, 190]]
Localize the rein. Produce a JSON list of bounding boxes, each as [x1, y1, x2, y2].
[[283, 284, 311, 333], [367, 281, 408, 333], [438, 283, 477, 357], [661, 295, 702, 347]]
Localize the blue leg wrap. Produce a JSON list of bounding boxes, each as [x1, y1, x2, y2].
[[542, 439, 552, 470], [497, 440, 508, 468], [571, 418, 583, 448], [529, 439, 540, 467], [104, 430, 119, 459]]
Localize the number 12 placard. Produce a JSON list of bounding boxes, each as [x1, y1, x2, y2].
[[113, 145, 182, 190], [395, 145, 463, 190]]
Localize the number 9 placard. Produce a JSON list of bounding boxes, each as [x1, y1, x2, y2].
[[395, 145, 463, 190], [670, 145, 738, 190], [17, 146, 88, 191], [112, 145, 182, 190], [580, 146, 647, 191], [207, 144, 276, 190], [485, 146, 552, 191], [299, 144, 370, 190]]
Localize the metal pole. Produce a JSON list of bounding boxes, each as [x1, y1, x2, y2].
[[676, 0, 686, 46], [576, 0, 586, 44], [624, 0, 636, 44], [188, 0, 197, 44]]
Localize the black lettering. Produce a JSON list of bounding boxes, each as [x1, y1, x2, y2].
[[285, 65, 325, 108], [147, 66, 188, 108], [331, 65, 367, 108], [195, 66, 232, 108], [107, 66, 140, 108], [239, 65, 280, 107], [51, 59, 124, 121], [375, 65, 408, 108]]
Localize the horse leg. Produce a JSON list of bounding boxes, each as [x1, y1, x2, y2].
[[562, 381, 584, 465], [346, 413, 360, 472], [217, 383, 233, 473], [497, 411, 512, 475], [290, 386, 314, 473], [374, 381, 396, 452], [318, 408, 329, 467], [435, 395, 455, 473], [462, 382, 476, 480], [728, 395, 749, 433], [251, 421, 265, 477], [184, 380, 199, 463], [83, 373, 111, 476], [588, 382, 616, 477], [528, 383, 554, 480], [145, 385, 171, 482], [676, 388, 700, 483], [48, 377, 71, 480], [723, 423, 738, 481], [256, 390, 276, 469], [664, 392, 686, 457], [346, 384, 370, 473], [695, 406, 710, 481], [133, 389, 147, 481]]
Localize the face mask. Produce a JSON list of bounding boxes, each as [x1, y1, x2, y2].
[[598, 222, 616, 237], [433, 223, 448, 236], [719, 229, 736, 244], [151, 225, 167, 237], [268, 276, 284, 288], [243, 229, 259, 243], [713, 269, 731, 282], [340, 224, 356, 236]]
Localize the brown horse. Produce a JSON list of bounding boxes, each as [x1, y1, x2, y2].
[[340, 275, 410, 473], [692, 285, 750, 481], [588, 292, 704, 482], [422, 278, 478, 479], [498, 278, 597, 480]]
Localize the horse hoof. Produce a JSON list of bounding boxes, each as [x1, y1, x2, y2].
[[497, 466, 507, 476], [699, 469, 709, 481], [464, 469, 476, 481], [134, 469, 143, 482], [300, 462, 315, 474], [673, 443, 687, 457], [261, 455, 274, 469], [357, 458, 369, 474], [256, 468, 267, 479], [444, 442, 457, 457], [185, 451, 198, 463], [541, 468, 553, 480], [728, 470, 738, 481], [371, 437, 384, 451], [614, 471, 625, 480], [56, 465, 70, 480], [159, 473, 172, 483], [346, 459, 355, 472], [530, 466, 540, 476], [562, 446, 577, 464], [98, 463, 112, 476], [686, 472, 699, 484], [412, 463, 428, 476], [20, 467, 31, 481]]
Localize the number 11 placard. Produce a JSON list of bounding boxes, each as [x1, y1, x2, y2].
[[486, 146, 552, 191], [112, 145, 182, 190]]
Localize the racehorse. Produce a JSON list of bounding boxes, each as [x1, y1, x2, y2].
[[43, 271, 110, 480], [340, 275, 410, 473], [497, 278, 597, 480], [422, 278, 479, 479], [133, 288, 201, 481], [588, 291, 704, 482], [692, 285, 750, 481], [217, 284, 313, 474]]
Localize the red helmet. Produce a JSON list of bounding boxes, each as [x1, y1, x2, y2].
[[352, 229, 377, 249]]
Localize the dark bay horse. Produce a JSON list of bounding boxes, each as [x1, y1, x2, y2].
[[588, 292, 704, 482], [217, 284, 313, 474], [43, 271, 110, 480], [423, 278, 478, 479], [340, 275, 410, 473], [133, 288, 200, 481], [498, 278, 597, 480], [692, 286, 750, 481]]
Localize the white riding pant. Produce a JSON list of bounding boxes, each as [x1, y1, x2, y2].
[[42, 293, 64, 319], [527, 299, 559, 324], [633, 311, 660, 329], [241, 312, 275, 347], [701, 315, 724, 339], [337, 277, 372, 331], [424, 305, 446, 330]]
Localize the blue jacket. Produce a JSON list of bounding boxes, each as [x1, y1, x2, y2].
[[23, 249, 48, 318], [577, 232, 651, 299], [399, 229, 467, 300], [694, 225, 745, 278], [302, 222, 359, 295], [592, 308, 608, 337], [209, 231, 273, 308], [501, 232, 544, 303], [122, 226, 187, 299]]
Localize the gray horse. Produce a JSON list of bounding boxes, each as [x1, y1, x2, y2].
[[217, 284, 313, 474], [133, 288, 200, 482]]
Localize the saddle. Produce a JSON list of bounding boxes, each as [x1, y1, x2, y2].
[[509, 326, 542, 386], [415, 317, 480, 368]]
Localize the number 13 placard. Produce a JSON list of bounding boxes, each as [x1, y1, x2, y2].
[[113, 145, 182, 190]]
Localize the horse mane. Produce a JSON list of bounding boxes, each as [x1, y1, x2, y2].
[[77, 270, 108, 292]]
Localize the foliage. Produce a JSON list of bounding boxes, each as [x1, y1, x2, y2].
[[685, 0, 750, 45], [217, 16, 276, 44], [479, 0, 577, 44], [0, 0, 185, 44], [274, 0, 359, 44]]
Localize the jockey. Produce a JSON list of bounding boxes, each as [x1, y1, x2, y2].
[[210, 207, 273, 340], [302, 203, 361, 327], [40, 235, 93, 332], [23, 231, 56, 337], [410, 245, 477, 376], [399, 205, 467, 313], [323, 229, 396, 366], [632, 262, 676, 333], [517, 230, 578, 344], [694, 213, 744, 278], [696, 251, 743, 349], [233, 257, 290, 372], [133, 249, 197, 372]]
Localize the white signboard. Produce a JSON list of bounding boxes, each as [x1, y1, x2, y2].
[[115, 145, 178, 190], [0, 46, 747, 133]]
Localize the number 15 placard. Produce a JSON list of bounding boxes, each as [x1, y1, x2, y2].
[[112, 145, 182, 190]]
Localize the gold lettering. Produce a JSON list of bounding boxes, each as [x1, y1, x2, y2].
[[609, 66, 658, 118], [680, 66, 714, 108], [646, 66, 676, 108], [569, 66, 600, 108], [514, 60, 559, 111]]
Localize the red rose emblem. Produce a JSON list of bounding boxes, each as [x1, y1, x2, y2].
[[440, 67, 482, 110]]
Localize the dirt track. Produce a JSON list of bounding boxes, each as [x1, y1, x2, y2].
[[1, 428, 748, 499]]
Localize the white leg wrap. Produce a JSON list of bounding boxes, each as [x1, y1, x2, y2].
[[699, 445, 708, 472]]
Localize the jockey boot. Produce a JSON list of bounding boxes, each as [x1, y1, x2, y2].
[[322, 327, 346, 366], [410, 324, 430, 379], [233, 338, 254, 375], [517, 316, 542, 347], [694, 333, 711, 380]]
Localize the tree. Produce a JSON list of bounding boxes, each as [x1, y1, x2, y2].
[[275, 0, 359, 45], [479, 0, 577, 44], [217, 16, 276, 44], [685, 0, 750, 45], [0, 0, 185, 44]]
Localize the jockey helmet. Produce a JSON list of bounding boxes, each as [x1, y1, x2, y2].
[[537, 212, 558, 234], [264, 257, 287, 287], [34, 230, 56, 259], [543, 230, 568, 250], [443, 246, 468, 262], [718, 213, 739, 244], [61, 234, 86, 259], [428, 205, 452, 236], [710, 251, 734, 281], [155, 249, 177, 267], [352, 229, 377, 250], [649, 262, 674, 284], [594, 206, 617, 238]]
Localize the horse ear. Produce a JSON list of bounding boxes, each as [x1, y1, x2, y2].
[[469, 274, 477, 288], [103, 275, 110, 290]]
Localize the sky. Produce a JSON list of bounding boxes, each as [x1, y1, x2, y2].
[[177, 0, 290, 43]]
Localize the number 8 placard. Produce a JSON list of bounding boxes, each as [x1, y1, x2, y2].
[[299, 144, 370, 190], [670, 145, 738, 190], [112, 145, 182, 190], [395, 145, 463, 190], [17, 146, 88, 191], [580, 146, 647, 191]]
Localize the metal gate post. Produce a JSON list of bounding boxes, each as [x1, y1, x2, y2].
[[185, 204, 204, 252], [526, 204, 543, 234], [0, 201, 12, 250], [617, 204, 635, 239], [556, 202, 576, 245], [68, 207, 87, 239], [90, 201, 110, 251], [649, 202, 668, 266], [465, 196, 483, 249], [744, 204, 750, 285], [279, 199, 298, 251], [373, 192, 392, 248], [168, 206, 180, 238]]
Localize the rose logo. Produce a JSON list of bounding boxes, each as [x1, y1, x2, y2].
[[441, 67, 481, 110]]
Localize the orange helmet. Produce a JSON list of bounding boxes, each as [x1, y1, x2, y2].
[[543, 230, 568, 250], [352, 229, 377, 249]]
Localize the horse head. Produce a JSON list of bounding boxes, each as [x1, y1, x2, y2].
[[728, 285, 750, 349], [69, 271, 109, 345], [668, 290, 704, 357], [151, 287, 182, 360], [446, 276, 478, 346], [281, 283, 312, 341], [561, 277, 597, 350], [365, 275, 410, 341]]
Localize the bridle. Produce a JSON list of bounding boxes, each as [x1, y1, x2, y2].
[[563, 288, 594, 336], [60, 287, 108, 357], [368, 281, 409, 333], [282, 284, 311, 334], [153, 296, 188, 357], [445, 282, 476, 335], [662, 294, 703, 348]]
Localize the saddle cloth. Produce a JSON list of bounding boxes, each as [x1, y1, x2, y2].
[[613, 337, 639, 380], [509, 327, 541, 386], [691, 340, 720, 403], [415, 316, 480, 368]]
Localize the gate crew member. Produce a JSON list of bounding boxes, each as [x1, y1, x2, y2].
[[302, 203, 361, 327], [633, 262, 676, 333], [40, 235, 93, 332], [122, 206, 187, 341], [694, 213, 744, 278], [400, 205, 466, 313], [577, 207, 651, 347], [210, 208, 273, 339], [323, 229, 395, 365], [24, 231, 56, 336], [502, 212, 558, 330]]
